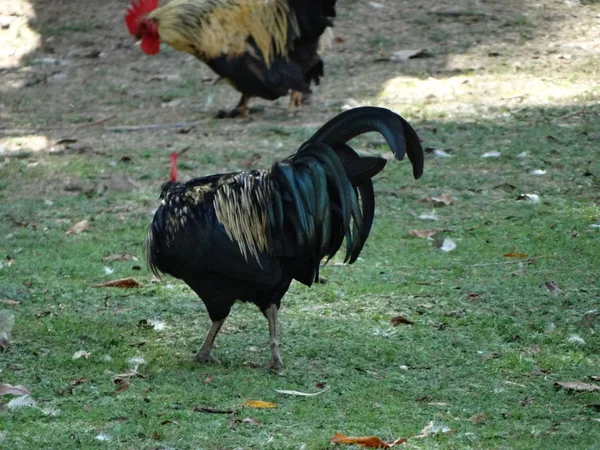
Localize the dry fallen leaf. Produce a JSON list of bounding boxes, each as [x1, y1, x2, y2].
[[544, 281, 561, 292], [114, 381, 130, 393], [430, 194, 453, 206], [0, 310, 15, 350], [72, 350, 90, 360], [0, 384, 31, 396], [7, 395, 37, 409], [390, 48, 428, 61], [0, 299, 20, 305], [274, 388, 329, 397], [66, 219, 90, 235], [503, 252, 527, 259], [468, 412, 488, 423], [466, 292, 480, 301], [438, 237, 457, 252], [391, 315, 414, 326], [416, 421, 456, 438], [554, 382, 600, 392], [516, 193, 540, 203], [331, 432, 408, 448], [93, 278, 142, 288], [102, 253, 135, 262], [408, 229, 444, 239], [203, 376, 215, 384], [580, 310, 598, 328], [241, 400, 277, 409]]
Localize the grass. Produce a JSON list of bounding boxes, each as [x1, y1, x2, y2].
[[1, 0, 600, 448], [1, 102, 598, 449]]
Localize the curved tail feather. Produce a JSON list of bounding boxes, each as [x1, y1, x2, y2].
[[300, 106, 424, 179]]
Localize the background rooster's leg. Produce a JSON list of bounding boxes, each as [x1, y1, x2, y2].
[[288, 91, 303, 111], [194, 319, 225, 363], [216, 94, 251, 119], [264, 304, 283, 370]]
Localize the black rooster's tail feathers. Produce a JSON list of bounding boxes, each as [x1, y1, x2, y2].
[[301, 106, 424, 179]]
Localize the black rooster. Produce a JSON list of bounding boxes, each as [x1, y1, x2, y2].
[[145, 107, 424, 369]]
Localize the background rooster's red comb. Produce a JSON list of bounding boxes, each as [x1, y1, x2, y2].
[[125, 0, 159, 36]]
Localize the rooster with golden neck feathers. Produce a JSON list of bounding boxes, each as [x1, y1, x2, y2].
[[126, 0, 336, 117], [145, 107, 424, 370]]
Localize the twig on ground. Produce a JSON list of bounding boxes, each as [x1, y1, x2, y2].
[[106, 120, 203, 133], [469, 256, 548, 267], [76, 115, 117, 129]]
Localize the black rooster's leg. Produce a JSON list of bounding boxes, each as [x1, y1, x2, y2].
[[288, 91, 303, 111], [216, 94, 251, 119], [194, 319, 225, 364], [264, 304, 283, 371]]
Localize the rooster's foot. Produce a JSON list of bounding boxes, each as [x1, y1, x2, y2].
[[215, 108, 247, 119]]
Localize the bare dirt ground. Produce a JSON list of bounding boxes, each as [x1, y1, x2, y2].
[[1, 0, 599, 199]]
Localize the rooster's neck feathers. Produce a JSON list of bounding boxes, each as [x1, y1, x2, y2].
[[213, 171, 272, 263], [147, 0, 297, 63]]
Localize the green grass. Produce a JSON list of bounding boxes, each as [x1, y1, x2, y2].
[[1, 0, 600, 447], [0, 102, 599, 449]]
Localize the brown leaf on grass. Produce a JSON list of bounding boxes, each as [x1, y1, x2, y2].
[[229, 416, 261, 427], [408, 228, 444, 239], [330, 432, 408, 448], [203, 376, 215, 384], [194, 406, 236, 414], [102, 253, 135, 262], [93, 278, 142, 288], [0, 384, 30, 396], [114, 380, 129, 393], [430, 194, 453, 206], [503, 252, 527, 259], [71, 378, 88, 386], [0, 299, 20, 305], [315, 382, 327, 389], [466, 292, 480, 301], [468, 412, 488, 423], [66, 220, 90, 235], [242, 400, 277, 408], [391, 315, 414, 326], [554, 382, 600, 392]]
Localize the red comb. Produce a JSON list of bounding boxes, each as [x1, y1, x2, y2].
[[169, 152, 178, 182], [125, 0, 159, 36]]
